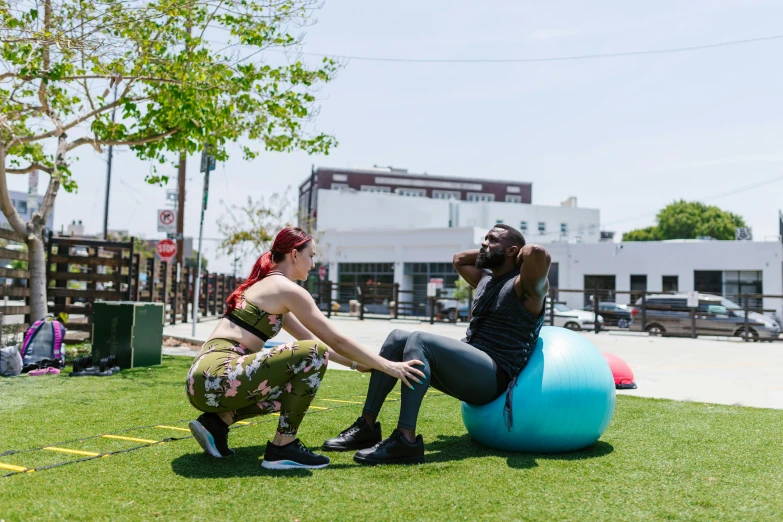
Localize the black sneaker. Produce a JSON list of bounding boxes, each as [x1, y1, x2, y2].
[[188, 413, 235, 458], [353, 429, 425, 465], [322, 417, 382, 451], [261, 439, 330, 470]]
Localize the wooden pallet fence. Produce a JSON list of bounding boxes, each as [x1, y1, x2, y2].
[[0, 227, 33, 331], [46, 232, 134, 343]]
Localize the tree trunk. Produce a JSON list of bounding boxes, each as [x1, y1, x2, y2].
[[27, 231, 48, 322]]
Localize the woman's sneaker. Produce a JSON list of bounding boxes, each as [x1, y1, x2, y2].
[[188, 413, 235, 458], [262, 439, 330, 470], [322, 417, 382, 451]]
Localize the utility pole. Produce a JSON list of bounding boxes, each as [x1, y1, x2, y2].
[[306, 164, 315, 232], [176, 154, 185, 265], [192, 144, 215, 336], [103, 84, 118, 239]]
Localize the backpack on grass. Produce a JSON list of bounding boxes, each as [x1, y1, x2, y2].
[[20, 316, 66, 372], [0, 345, 23, 376]]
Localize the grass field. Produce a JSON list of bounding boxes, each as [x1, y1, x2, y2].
[[1, 356, 782, 521]]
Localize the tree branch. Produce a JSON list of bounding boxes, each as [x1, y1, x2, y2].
[[6, 163, 54, 175], [18, 96, 148, 143], [65, 128, 180, 152], [37, 142, 63, 228], [0, 146, 31, 237]]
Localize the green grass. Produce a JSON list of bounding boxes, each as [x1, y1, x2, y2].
[[1, 356, 782, 521]]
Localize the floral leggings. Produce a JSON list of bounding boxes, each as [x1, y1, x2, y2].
[[186, 338, 329, 435]]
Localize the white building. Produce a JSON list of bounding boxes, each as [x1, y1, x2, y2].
[[302, 168, 782, 319], [317, 226, 783, 317], [315, 189, 601, 243], [0, 190, 54, 231]]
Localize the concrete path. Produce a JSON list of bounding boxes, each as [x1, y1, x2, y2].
[[163, 317, 783, 410]]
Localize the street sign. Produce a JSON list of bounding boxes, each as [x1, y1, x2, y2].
[[687, 291, 699, 308], [166, 232, 183, 240], [156, 239, 177, 261], [200, 145, 216, 174], [427, 283, 438, 298], [157, 209, 177, 233], [429, 278, 444, 289], [318, 265, 327, 281], [165, 189, 178, 208]]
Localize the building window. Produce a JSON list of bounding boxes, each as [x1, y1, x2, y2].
[[584, 275, 616, 307], [432, 190, 460, 200], [14, 200, 27, 214], [505, 195, 522, 203], [630, 274, 647, 302], [332, 174, 348, 182], [723, 270, 763, 308], [466, 192, 495, 202], [506, 186, 521, 194], [331, 183, 349, 190], [520, 221, 527, 232], [560, 223, 568, 235], [538, 222, 546, 234], [395, 188, 426, 197], [361, 185, 390, 193], [662, 275, 678, 293], [694, 270, 722, 295], [404, 262, 459, 310]]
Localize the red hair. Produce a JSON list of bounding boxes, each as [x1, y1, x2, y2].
[[225, 227, 313, 314]]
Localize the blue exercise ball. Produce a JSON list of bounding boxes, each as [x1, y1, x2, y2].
[[461, 326, 616, 453]]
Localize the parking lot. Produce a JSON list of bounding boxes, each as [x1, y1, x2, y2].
[[164, 316, 783, 411]]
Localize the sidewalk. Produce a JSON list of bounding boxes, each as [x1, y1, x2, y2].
[[163, 317, 783, 410]]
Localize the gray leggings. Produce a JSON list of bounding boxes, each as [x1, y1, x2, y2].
[[363, 329, 509, 431]]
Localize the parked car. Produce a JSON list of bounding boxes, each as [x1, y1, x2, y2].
[[548, 302, 604, 331], [584, 302, 631, 328], [629, 293, 781, 341]]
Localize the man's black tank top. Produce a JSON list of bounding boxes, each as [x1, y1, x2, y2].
[[463, 269, 546, 379]]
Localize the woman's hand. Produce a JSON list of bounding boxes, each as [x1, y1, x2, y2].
[[382, 359, 426, 390]]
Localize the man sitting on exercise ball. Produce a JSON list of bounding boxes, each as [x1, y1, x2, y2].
[[322, 224, 552, 464]]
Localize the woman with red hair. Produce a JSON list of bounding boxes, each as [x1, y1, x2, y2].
[[186, 227, 424, 470]]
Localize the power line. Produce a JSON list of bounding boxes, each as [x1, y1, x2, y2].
[[527, 173, 783, 239], [601, 174, 783, 229], [256, 33, 783, 64]]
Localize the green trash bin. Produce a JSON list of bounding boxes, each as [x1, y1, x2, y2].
[[91, 301, 165, 369]]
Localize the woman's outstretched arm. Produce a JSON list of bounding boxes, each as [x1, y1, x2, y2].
[[283, 284, 424, 388]]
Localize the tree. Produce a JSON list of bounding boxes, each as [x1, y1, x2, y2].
[[623, 201, 747, 242], [216, 190, 295, 263], [621, 226, 662, 242], [1, 0, 338, 321], [185, 250, 208, 271], [452, 277, 471, 303]]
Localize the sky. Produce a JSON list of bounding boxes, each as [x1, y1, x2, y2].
[[9, 0, 783, 275]]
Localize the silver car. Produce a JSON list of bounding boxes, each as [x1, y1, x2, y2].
[[629, 293, 781, 341]]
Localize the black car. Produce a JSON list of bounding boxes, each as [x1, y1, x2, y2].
[[584, 302, 631, 328]]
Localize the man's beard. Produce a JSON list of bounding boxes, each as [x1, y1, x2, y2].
[[475, 248, 505, 269]]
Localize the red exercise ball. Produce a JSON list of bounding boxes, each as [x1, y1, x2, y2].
[[602, 352, 637, 389]]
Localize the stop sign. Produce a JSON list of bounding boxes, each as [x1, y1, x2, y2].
[[156, 238, 177, 261], [318, 265, 327, 281]]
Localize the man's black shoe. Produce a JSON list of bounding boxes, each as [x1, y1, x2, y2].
[[188, 413, 235, 458], [353, 429, 425, 465], [262, 439, 330, 470], [322, 416, 382, 451]]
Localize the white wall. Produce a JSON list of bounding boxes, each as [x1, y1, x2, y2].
[[317, 227, 783, 315], [551, 241, 783, 313], [316, 189, 600, 243]]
